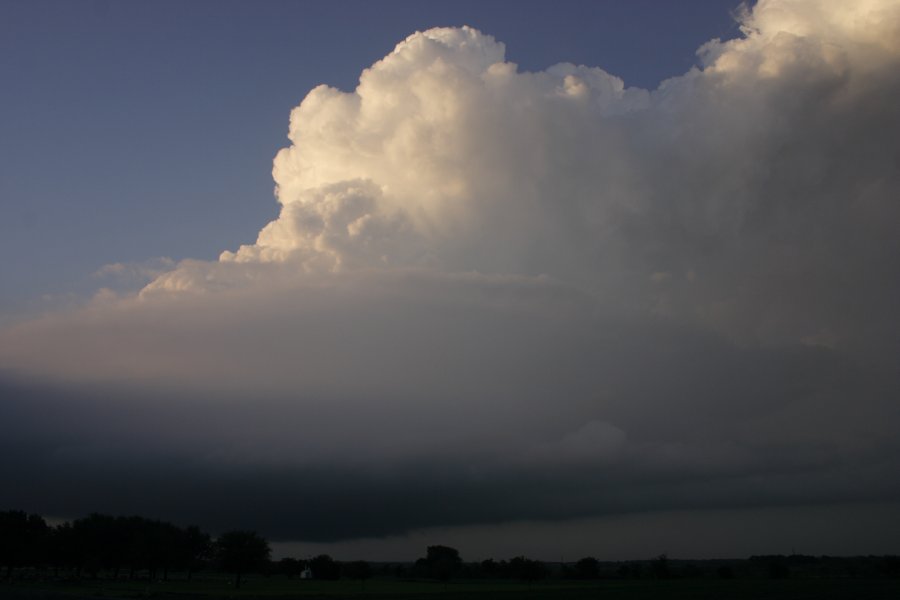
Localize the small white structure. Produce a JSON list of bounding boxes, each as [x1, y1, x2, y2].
[[300, 567, 313, 579]]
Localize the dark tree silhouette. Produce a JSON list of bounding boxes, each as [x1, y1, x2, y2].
[[344, 560, 372, 588], [417, 545, 462, 582], [717, 564, 736, 579], [105, 515, 180, 580], [152, 521, 182, 580], [480, 558, 498, 577], [652, 554, 671, 579], [277, 557, 305, 578], [181, 525, 212, 580], [575, 556, 600, 579], [617, 561, 643, 579], [48, 522, 77, 577], [0, 510, 48, 579], [507, 556, 546, 583], [70, 513, 120, 578], [767, 559, 790, 579], [215, 530, 271, 589], [883, 556, 900, 578], [0, 511, 214, 581], [309, 554, 341, 580]]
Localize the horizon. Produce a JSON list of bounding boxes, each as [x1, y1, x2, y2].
[[10, 505, 900, 563]]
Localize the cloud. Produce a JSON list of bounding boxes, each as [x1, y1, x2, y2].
[[93, 257, 177, 289], [2, 0, 900, 547], [143, 4, 899, 354]]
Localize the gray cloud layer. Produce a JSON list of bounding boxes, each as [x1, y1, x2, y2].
[[2, 0, 899, 549]]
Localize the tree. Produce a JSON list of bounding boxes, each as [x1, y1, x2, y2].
[[507, 556, 546, 583], [181, 526, 212, 580], [145, 520, 182, 581], [767, 559, 790, 579], [574, 556, 600, 579], [652, 554, 671, 579], [716, 565, 736, 579], [0, 510, 49, 579], [48, 523, 77, 577], [344, 560, 372, 588], [480, 558, 498, 577], [215, 530, 271, 589], [309, 554, 341, 580], [417, 545, 462, 582], [277, 557, 303, 578], [617, 561, 643, 579], [70, 513, 119, 578]]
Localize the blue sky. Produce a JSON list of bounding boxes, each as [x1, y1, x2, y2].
[[0, 0, 741, 319]]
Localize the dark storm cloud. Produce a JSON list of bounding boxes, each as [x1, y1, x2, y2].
[[2, 302, 897, 542]]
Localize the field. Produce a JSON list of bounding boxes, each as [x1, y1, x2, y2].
[[3, 576, 900, 600]]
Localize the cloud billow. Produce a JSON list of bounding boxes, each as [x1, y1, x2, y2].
[[2, 0, 900, 545]]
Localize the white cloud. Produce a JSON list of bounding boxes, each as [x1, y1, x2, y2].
[[126, 1, 898, 353], [93, 257, 176, 286]]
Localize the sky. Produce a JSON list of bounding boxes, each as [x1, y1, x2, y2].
[[1, 0, 900, 561]]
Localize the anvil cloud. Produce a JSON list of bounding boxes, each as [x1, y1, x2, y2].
[[2, 0, 899, 555]]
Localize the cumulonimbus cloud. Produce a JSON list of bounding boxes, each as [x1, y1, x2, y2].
[[1, 0, 899, 543], [137, 0, 900, 352]]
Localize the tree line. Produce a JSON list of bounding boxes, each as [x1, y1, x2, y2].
[[4, 509, 899, 587], [0, 509, 378, 589], [0, 510, 268, 588]]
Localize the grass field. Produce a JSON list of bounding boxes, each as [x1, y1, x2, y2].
[[4, 576, 900, 600]]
